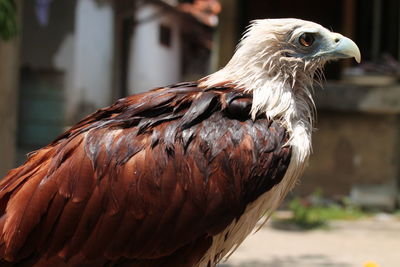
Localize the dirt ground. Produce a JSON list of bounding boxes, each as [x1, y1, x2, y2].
[[220, 214, 400, 267]]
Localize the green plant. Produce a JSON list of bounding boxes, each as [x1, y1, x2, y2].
[[285, 190, 365, 229], [0, 0, 18, 41], [288, 197, 327, 229]]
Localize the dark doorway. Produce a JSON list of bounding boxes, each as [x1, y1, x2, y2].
[[119, 16, 134, 98]]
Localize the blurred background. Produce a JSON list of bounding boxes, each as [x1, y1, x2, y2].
[[0, 0, 399, 266]]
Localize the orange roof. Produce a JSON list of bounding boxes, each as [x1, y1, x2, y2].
[[179, 0, 221, 27]]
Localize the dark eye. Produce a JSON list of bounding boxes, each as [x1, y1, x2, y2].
[[299, 33, 315, 47]]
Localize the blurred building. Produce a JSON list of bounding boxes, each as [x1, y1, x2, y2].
[[13, 0, 218, 165]]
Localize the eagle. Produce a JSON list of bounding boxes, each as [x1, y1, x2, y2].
[[0, 19, 360, 266]]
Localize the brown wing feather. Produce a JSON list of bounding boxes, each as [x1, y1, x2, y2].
[[0, 82, 291, 266]]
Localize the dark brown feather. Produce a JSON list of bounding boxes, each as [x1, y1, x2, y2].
[[0, 82, 291, 266]]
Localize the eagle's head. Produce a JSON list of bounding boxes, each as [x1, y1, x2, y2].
[[246, 18, 361, 65], [243, 18, 360, 80], [203, 18, 360, 91]]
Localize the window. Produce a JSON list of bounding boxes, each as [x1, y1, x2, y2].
[[159, 24, 172, 47]]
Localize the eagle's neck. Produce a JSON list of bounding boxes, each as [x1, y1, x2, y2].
[[200, 62, 317, 167], [254, 81, 313, 163]]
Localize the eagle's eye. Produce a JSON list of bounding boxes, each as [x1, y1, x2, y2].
[[298, 33, 315, 47]]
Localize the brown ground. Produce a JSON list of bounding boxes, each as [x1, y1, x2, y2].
[[220, 214, 400, 267]]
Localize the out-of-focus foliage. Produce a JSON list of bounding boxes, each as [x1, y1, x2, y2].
[[286, 189, 365, 229], [0, 0, 18, 41]]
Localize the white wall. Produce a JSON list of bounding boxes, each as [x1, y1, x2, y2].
[[54, 33, 75, 112], [68, 0, 114, 121], [128, 4, 182, 94]]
